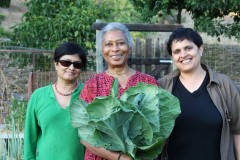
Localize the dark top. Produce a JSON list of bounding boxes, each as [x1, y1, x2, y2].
[[167, 73, 222, 160]]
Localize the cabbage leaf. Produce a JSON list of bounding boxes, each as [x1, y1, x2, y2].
[[70, 80, 180, 159]]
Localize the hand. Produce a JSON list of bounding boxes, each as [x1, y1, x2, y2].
[[118, 153, 133, 160], [81, 140, 133, 160]]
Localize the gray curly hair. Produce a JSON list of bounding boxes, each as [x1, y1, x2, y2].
[[97, 22, 133, 52]]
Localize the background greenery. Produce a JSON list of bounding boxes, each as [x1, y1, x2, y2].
[[1, 0, 239, 49], [5, 99, 27, 131], [130, 0, 240, 41], [0, 14, 11, 37], [1, 0, 238, 71], [10, 0, 143, 50]]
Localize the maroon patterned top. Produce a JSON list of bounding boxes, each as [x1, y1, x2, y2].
[[80, 71, 158, 160]]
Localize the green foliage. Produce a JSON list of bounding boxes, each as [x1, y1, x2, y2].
[[5, 98, 28, 131], [130, 0, 183, 23], [10, 0, 143, 71], [70, 81, 180, 159], [11, 0, 108, 51], [10, 0, 107, 71], [0, 0, 11, 8], [97, 0, 142, 23], [130, 0, 240, 41], [0, 14, 5, 23], [189, 1, 240, 41], [7, 118, 24, 160], [0, 117, 24, 160], [0, 26, 12, 38], [0, 14, 11, 38], [11, 0, 142, 51]]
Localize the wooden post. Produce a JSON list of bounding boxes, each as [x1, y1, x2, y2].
[[145, 38, 152, 73], [135, 38, 142, 72], [95, 20, 104, 73]]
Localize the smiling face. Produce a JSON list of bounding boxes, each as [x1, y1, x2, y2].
[[55, 54, 81, 83], [102, 30, 130, 68], [171, 39, 203, 73]]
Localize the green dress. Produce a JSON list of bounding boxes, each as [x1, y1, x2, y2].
[[24, 84, 84, 160]]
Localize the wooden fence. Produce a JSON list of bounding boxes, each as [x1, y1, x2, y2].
[[124, 37, 171, 80]]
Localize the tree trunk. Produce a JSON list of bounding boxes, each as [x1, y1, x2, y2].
[[177, 8, 182, 24]]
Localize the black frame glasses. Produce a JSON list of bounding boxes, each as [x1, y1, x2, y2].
[[58, 60, 83, 69]]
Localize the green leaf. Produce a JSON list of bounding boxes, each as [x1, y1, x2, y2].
[[110, 78, 119, 98], [70, 83, 181, 159]]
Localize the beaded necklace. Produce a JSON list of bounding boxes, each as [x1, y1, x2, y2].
[[54, 82, 78, 96]]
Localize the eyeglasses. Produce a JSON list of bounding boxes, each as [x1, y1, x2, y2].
[[58, 60, 83, 69]]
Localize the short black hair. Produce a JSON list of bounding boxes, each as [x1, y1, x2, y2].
[[54, 42, 87, 69], [167, 28, 203, 55]]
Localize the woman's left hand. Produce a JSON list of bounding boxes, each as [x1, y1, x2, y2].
[[80, 140, 133, 160], [118, 153, 133, 160]]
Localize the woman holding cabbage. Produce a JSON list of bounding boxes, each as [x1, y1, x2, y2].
[[79, 22, 159, 160], [158, 28, 240, 160]]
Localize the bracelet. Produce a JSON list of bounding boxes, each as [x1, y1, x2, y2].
[[117, 152, 123, 160]]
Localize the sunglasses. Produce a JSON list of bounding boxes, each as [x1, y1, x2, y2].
[[58, 60, 83, 69]]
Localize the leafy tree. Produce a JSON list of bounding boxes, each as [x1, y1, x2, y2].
[[11, 0, 109, 50], [129, 0, 183, 23], [99, 0, 142, 23], [187, 1, 240, 40], [11, 0, 142, 50], [130, 0, 240, 40]]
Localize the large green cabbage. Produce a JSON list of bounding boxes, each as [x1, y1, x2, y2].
[[70, 80, 180, 159]]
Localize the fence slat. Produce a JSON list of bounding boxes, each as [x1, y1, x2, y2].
[[145, 38, 153, 73]]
